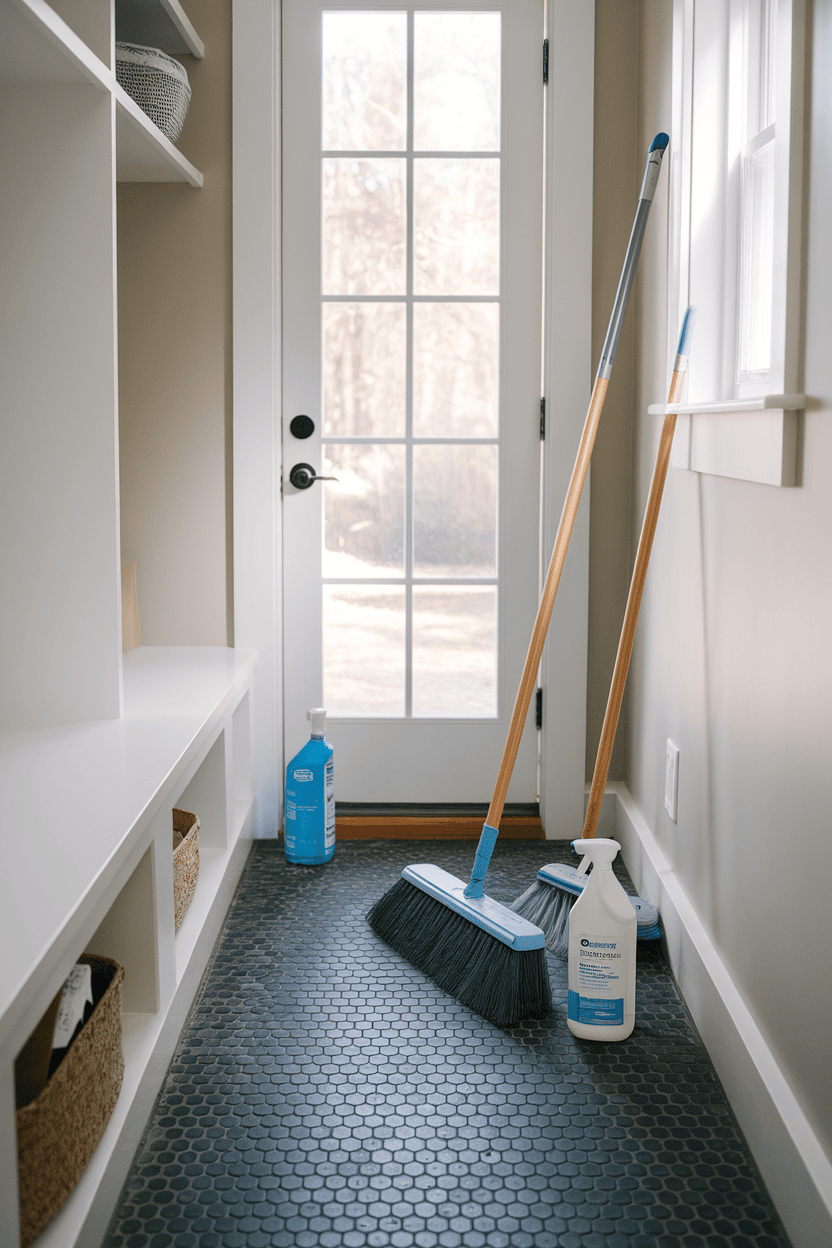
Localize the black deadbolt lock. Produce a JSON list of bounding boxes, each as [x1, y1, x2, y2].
[[290, 414, 315, 439]]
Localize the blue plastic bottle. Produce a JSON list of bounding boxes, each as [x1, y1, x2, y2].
[[284, 709, 335, 864]]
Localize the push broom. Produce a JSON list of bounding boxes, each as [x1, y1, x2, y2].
[[511, 304, 697, 956], [367, 134, 670, 1027]]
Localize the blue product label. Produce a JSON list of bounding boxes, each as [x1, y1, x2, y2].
[[568, 990, 624, 1026], [324, 759, 335, 848]]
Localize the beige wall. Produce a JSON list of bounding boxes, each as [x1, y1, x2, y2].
[[626, 0, 832, 1166], [118, 0, 233, 647], [586, 1, 640, 782]]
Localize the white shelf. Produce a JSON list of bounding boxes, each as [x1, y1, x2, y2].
[[0, 648, 257, 1248], [0, 647, 255, 1036], [1, 0, 204, 186], [116, 0, 205, 59], [115, 83, 203, 185], [0, 0, 111, 88]]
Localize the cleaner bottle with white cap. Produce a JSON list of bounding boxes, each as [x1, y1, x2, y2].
[[567, 838, 636, 1040], [284, 709, 335, 865]]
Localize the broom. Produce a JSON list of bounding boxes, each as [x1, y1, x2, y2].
[[366, 134, 670, 1028], [511, 304, 698, 957]]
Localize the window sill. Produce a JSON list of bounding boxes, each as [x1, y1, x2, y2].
[[647, 394, 805, 486]]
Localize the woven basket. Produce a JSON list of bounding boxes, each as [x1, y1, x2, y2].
[[173, 808, 200, 930], [115, 41, 191, 143], [16, 955, 124, 1248]]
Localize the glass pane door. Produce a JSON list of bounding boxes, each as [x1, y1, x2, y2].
[[282, 0, 544, 801], [321, 11, 501, 720]]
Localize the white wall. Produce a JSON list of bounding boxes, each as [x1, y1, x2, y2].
[[232, 0, 283, 838], [622, 0, 832, 1230]]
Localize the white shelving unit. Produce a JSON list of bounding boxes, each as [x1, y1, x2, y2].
[[0, 4, 254, 1246], [0, 649, 257, 1248]]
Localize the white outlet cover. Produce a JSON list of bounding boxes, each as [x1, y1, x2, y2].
[[665, 739, 680, 822]]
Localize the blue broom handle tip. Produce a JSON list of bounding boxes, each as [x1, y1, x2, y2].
[[677, 304, 698, 358], [463, 823, 500, 899], [650, 132, 670, 152]]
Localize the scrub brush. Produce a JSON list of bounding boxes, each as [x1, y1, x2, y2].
[[512, 851, 661, 957], [512, 305, 697, 957]]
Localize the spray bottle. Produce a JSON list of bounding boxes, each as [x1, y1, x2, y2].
[[567, 838, 636, 1040], [284, 709, 335, 865]]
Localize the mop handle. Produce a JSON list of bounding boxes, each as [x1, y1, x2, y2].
[[582, 305, 697, 839], [464, 135, 669, 900]]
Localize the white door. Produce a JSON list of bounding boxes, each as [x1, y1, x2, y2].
[[282, 0, 544, 802]]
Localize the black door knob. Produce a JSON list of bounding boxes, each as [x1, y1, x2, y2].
[[289, 462, 338, 490]]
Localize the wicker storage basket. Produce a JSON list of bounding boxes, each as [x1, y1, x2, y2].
[[172, 808, 200, 930], [115, 41, 191, 143], [16, 955, 124, 1248]]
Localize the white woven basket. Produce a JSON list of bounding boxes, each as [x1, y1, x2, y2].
[[115, 42, 191, 144]]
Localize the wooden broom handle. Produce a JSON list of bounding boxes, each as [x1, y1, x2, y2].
[[581, 364, 687, 839], [482, 136, 671, 837], [486, 376, 609, 830]]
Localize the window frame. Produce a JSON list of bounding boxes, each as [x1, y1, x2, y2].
[[662, 0, 807, 487]]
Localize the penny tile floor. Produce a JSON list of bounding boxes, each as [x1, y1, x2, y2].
[[102, 840, 791, 1248]]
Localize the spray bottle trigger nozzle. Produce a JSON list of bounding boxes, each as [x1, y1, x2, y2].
[[575, 853, 591, 879]]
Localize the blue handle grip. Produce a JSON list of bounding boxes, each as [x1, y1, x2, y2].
[[463, 824, 500, 899], [676, 304, 698, 358]]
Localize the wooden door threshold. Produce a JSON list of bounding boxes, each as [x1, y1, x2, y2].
[[335, 804, 543, 840]]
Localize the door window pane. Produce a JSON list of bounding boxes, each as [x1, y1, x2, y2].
[[318, 13, 505, 723], [322, 445, 405, 577], [413, 302, 499, 436], [413, 159, 500, 295], [413, 444, 497, 577], [414, 12, 501, 152], [323, 585, 406, 716], [323, 302, 406, 436], [322, 12, 407, 151], [412, 587, 497, 717], [323, 158, 406, 295]]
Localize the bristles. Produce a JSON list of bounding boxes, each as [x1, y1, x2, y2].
[[513, 878, 662, 957], [511, 879, 576, 959], [367, 878, 552, 1028]]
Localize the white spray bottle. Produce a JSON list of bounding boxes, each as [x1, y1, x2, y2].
[[567, 838, 636, 1041]]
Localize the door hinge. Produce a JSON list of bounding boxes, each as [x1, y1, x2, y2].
[[536, 687, 543, 728], [540, 396, 546, 439], [543, 39, 549, 85]]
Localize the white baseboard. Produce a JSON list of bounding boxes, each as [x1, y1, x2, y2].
[[606, 782, 832, 1248]]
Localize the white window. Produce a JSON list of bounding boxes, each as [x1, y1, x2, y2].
[[662, 0, 807, 486]]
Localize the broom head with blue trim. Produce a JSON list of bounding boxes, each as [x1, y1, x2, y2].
[[367, 834, 552, 1028]]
